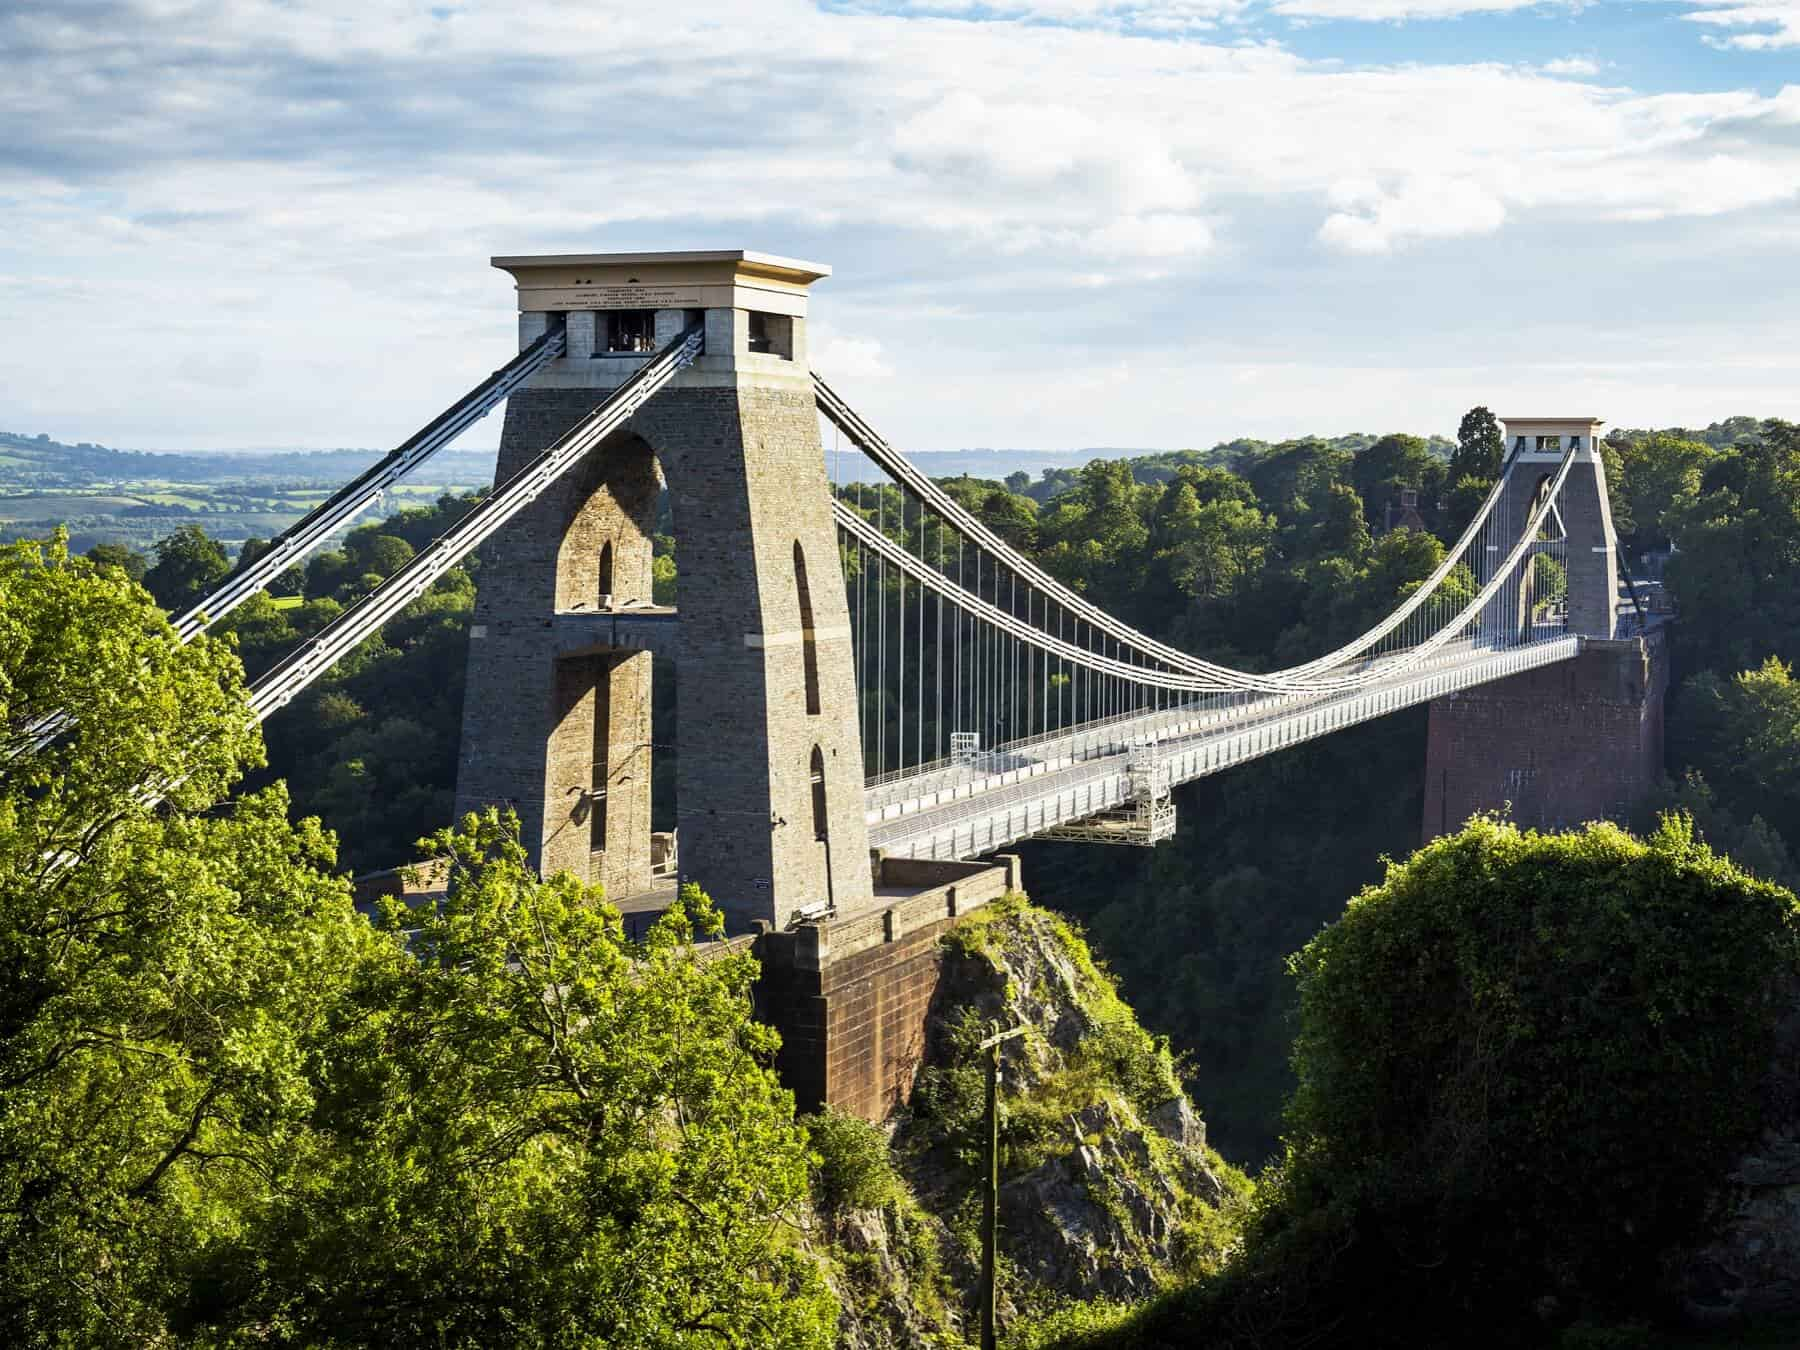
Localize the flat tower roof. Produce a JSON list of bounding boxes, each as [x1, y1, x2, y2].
[[1500, 416, 1607, 427], [491, 250, 830, 285]]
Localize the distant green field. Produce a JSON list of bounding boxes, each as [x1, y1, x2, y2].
[[0, 493, 147, 520], [269, 594, 304, 610], [0, 465, 487, 562], [134, 491, 211, 508]]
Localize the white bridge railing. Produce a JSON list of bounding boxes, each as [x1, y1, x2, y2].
[[868, 635, 1581, 860]]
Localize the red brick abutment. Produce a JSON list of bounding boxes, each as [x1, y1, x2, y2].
[[1423, 627, 1670, 841]]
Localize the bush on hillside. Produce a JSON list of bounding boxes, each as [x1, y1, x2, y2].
[[806, 1107, 900, 1212], [1064, 815, 1800, 1349]]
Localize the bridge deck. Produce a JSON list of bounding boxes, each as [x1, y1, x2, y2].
[[865, 635, 1583, 861]]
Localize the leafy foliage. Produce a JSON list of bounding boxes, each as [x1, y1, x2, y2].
[[143, 521, 229, 608], [806, 1107, 901, 1212], [0, 541, 837, 1346], [0, 534, 376, 1343], [1451, 405, 1505, 485], [1057, 817, 1800, 1348], [222, 811, 835, 1347]]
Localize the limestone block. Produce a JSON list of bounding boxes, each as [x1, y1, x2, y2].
[[704, 306, 737, 360], [654, 308, 685, 348], [565, 310, 597, 361]]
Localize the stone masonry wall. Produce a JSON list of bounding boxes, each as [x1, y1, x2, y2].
[[1422, 628, 1669, 841], [759, 856, 1020, 1120], [456, 371, 874, 929]]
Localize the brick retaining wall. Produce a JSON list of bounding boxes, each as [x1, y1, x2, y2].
[[1423, 629, 1669, 841], [757, 855, 1019, 1119]]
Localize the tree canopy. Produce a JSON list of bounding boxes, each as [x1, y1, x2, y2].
[[0, 535, 835, 1347], [1056, 817, 1800, 1348], [143, 521, 230, 609], [1450, 405, 1504, 485]]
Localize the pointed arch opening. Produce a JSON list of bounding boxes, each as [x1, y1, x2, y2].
[[810, 745, 828, 843], [794, 540, 822, 716]]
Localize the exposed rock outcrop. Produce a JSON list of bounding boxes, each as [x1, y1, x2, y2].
[[810, 894, 1248, 1346]]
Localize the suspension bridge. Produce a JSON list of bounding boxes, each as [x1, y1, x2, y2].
[[17, 250, 1662, 941]]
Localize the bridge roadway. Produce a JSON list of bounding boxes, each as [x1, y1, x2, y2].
[[863, 633, 1583, 861]]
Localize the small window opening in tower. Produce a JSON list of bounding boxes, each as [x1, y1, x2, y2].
[[598, 540, 614, 609], [1514, 436, 1528, 453], [1568, 435, 1583, 451], [601, 309, 656, 354], [1536, 435, 1561, 452], [810, 746, 828, 842], [746, 311, 794, 360], [794, 541, 822, 715]]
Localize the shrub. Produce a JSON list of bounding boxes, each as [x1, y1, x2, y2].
[[1263, 816, 1800, 1341], [1068, 816, 1800, 1349], [805, 1107, 899, 1212]]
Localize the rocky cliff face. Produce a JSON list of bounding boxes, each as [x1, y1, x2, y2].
[[806, 895, 1249, 1348]]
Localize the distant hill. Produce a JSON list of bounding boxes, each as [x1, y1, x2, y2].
[[0, 431, 496, 488]]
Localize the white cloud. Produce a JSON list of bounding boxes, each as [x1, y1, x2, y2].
[[1270, 0, 1565, 18], [1318, 175, 1508, 252], [809, 325, 893, 378], [868, 0, 1252, 30], [1080, 212, 1217, 259], [1680, 2, 1800, 49], [1543, 56, 1601, 75]]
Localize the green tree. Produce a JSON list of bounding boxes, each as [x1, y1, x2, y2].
[[1644, 771, 1798, 891], [1616, 433, 1710, 552], [1350, 432, 1439, 526], [1297, 481, 1370, 564], [1450, 405, 1504, 485], [0, 534, 374, 1344], [142, 522, 229, 610], [0, 535, 839, 1346], [979, 488, 1038, 552], [1155, 486, 1272, 602], [346, 529, 416, 577], [1242, 440, 1349, 524], [233, 810, 836, 1348], [1667, 423, 1800, 672], [1437, 474, 1493, 544], [83, 541, 146, 582], [1675, 657, 1800, 848], [303, 546, 356, 601], [1250, 818, 1800, 1342]]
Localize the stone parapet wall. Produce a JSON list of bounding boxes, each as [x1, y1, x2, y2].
[[350, 857, 451, 915]]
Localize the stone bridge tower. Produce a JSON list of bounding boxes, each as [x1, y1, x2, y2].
[[454, 250, 873, 932], [1426, 415, 1667, 840], [1496, 417, 1619, 641]]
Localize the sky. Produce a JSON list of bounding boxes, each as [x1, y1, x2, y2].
[[1, 0, 1797, 453]]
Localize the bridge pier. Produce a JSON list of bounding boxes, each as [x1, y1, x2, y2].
[[1422, 628, 1668, 841]]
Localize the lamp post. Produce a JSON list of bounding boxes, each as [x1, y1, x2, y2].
[[979, 1023, 1027, 1350]]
